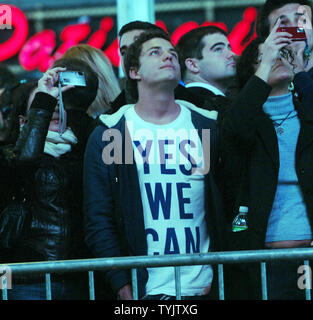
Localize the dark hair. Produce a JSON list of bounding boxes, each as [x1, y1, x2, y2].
[[236, 38, 264, 90], [118, 20, 163, 38], [175, 26, 227, 77], [52, 58, 99, 150], [0, 65, 19, 90], [124, 29, 173, 100], [52, 58, 99, 112], [0, 81, 38, 144], [257, 0, 313, 38], [0, 65, 20, 130]]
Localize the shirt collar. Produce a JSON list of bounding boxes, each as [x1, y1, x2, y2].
[[185, 82, 225, 97]]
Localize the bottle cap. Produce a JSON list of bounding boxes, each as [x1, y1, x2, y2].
[[239, 206, 248, 213]]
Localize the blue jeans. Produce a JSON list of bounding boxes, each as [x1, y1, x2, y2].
[[8, 279, 88, 300]]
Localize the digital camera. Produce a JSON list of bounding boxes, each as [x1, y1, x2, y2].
[[277, 26, 307, 41], [59, 71, 86, 87]]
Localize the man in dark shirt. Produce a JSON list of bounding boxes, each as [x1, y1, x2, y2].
[[175, 26, 237, 117]]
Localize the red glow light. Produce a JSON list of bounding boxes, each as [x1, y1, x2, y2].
[[0, 5, 28, 61], [0, 5, 258, 72]]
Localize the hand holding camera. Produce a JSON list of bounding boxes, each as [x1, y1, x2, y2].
[[37, 67, 86, 99], [276, 19, 313, 72], [37, 67, 72, 99], [262, 19, 293, 68]]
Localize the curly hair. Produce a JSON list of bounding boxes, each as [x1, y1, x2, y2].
[[124, 29, 173, 101], [237, 37, 297, 89]]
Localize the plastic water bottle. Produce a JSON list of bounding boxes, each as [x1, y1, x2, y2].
[[232, 206, 248, 232]]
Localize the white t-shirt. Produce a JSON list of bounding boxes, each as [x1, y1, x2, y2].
[[125, 104, 213, 296]]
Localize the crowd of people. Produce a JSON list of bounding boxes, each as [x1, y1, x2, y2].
[[1, 0, 313, 300]]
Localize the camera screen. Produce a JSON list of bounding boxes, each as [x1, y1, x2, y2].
[[59, 71, 86, 87]]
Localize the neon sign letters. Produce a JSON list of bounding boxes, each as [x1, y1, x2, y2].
[[0, 5, 257, 72]]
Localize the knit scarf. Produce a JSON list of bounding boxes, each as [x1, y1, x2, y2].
[[44, 128, 78, 158]]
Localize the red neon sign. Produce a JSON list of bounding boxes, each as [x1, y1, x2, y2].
[[0, 5, 257, 72], [0, 5, 28, 61]]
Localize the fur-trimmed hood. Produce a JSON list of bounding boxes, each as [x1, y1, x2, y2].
[[99, 100, 218, 128]]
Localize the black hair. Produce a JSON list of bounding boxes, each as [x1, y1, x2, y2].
[[0, 65, 20, 129], [175, 26, 227, 77], [257, 0, 313, 38], [124, 29, 173, 101], [118, 20, 163, 38], [52, 58, 99, 150], [236, 38, 264, 90], [0, 65, 19, 90], [0, 81, 38, 144], [237, 37, 296, 90], [52, 58, 99, 112]]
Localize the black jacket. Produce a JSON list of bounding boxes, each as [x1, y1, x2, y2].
[[186, 86, 231, 122], [221, 75, 313, 299], [222, 75, 313, 250], [0, 93, 91, 266], [84, 101, 227, 298]]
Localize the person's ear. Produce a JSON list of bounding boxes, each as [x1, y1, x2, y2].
[[185, 58, 200, 74], [129, 67, 141, 80]]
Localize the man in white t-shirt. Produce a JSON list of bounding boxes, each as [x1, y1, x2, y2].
[[84, 29, 226, 300]]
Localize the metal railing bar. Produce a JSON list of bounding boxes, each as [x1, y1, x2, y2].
[[174, 266, 181, 300], [3, 248, 313, 275], [131, 269, 138, 300], [45, 273, 52, 300], [1, 248, 313, 300], [88, 270, 95, 300], [261, 262, 267, 300], [218, 264, 225, 300]]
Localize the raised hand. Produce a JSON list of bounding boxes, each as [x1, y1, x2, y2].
[[37, 67, 74, 99], [255, 18, 292, 82]]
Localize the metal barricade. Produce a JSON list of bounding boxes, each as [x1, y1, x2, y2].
[[1, 248, 313, 300]]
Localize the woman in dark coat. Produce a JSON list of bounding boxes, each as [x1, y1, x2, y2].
[[0, 58, 98, 300], [222, 19, 313, 299]]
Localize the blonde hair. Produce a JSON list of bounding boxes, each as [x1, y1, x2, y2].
[[63, 44, 121, 117]]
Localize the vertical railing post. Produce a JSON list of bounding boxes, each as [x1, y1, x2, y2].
[[261, 262, 268, 300], [88, 271, 95, 300], [175, 266, 181, 300], [304, 260, 311, 300], [218, 264, 225, 300], [1, 288, 8, 300], [131, 268, 138, 300], [45, 273, 52, 300]]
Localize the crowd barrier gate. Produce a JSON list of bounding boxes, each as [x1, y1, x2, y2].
[[1, 248, 313, 300]]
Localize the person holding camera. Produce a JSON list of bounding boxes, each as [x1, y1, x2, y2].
[[0, 58, 98, 300], [257, 0, 313, 108], [221, 15, 313, 299]]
